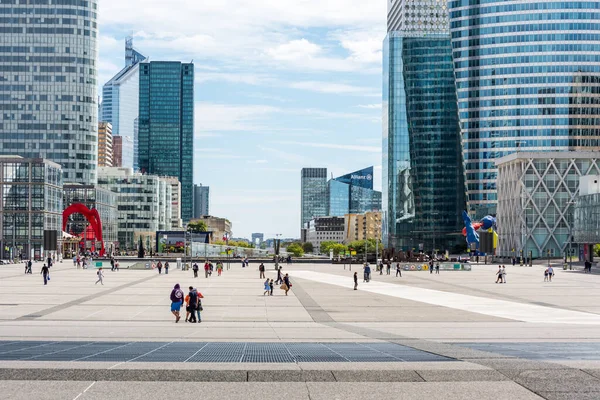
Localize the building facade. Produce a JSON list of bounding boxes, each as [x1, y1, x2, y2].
[[0, 157, 62, 260], [193, 184, 210, 218], [301, 168, 328, 228], [0, 0, 99, 184], [496, 152, 600, 259], [97, 167, 173, 250], [449, 0, 600, 218], [383, 0, 466, 253], [63, 184, 118, 253], [574, 175, 600, 260], [163, 176, 182, 230], [191, 216, 232, 243], [100, 38, 145, 169], [328, 167, 382, 217], [344, 212, 382, 244], [138, 61, 194, 222], [305, 216, 345, 253], [98, 122, 113, 167]]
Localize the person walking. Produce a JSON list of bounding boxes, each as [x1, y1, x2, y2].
[[114, 260, 119, 271], [430, 260, 434, 274], [495, 266, 503, 283], [386, 262, 391, 275], [548, 266, 554, 282], [204, 261, 210, 278], [95, 268, 104, 285], [259, 263, 265, 279], [435, 263, 440, 274], [40, 264, 49, 285], [170, 284, 184, 323], [110, 258, 115, 272], [157, 261, 163, 275], [76, 256, 81, 269], [73, 256, 77, 268], [217, 262, 223, 276], [353, 272, 358, 290], [263, 278, 271, 295], [195, 288, 204, 323], [164, 261, 169, 275], [26, 259, 32, 274], [363, 263, 371, 283], [379, 261, 384, 275], [276, 267, 283, 284], [282, 274, 292, 296], [186, 286, 198, 323], [396, 263, 402, 277], [269, 279, 274, 296], [544, 268, 549, 282], [192, 262, 199, 278], [501, 266, 507, 283]]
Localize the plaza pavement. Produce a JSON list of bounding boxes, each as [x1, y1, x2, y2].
[[1, 260, 600, 399]]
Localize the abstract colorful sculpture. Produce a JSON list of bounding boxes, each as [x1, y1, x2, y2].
[[62, 204, 105, 256], [462, 211, 497, 251]]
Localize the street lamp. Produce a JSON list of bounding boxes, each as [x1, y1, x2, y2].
[[567, 201, 577, 270]]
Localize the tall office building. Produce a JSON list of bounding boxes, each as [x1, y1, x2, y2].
[[193, 184, 210, 218], [100, 38, 145, 169], [383, 0, 466, 252], [449, 0, 600, 218], [98, 122, 113, 167], [328, 166, 382, 217], [138, 61, 194, 222], [0, 1, 99, 183], [301, 168, 328, 228]]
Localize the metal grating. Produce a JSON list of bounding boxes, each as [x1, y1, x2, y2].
[[456, 342, 600, 361], [0, 340, 455, 363]]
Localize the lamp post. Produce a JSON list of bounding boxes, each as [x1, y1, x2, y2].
[[567, 201, 577, 271]]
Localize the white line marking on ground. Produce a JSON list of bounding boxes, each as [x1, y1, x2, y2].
[[292, 270, 600, 325], [73, 381, 95, 400]]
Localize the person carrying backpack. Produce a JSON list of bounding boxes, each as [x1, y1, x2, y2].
[[186, 286, 198, 323], [170, 284, 184, 323], [192, 262, 199, 278], [259, 263, 265, 279]]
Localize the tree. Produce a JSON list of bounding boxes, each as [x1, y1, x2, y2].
[[302, 242, 314, 253], [331, 243, 348, 256], [320, 241, 337, 255], [187, 221, 208, 233], [286, 243, 304, 257], [595, 244, 600, 258]]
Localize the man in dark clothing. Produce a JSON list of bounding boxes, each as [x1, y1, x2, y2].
[[187, 286, 198, 323], [269, 279, 274, 296], [259, 263, 265, 279], [47, 256, 52, 268], [353, 272, 358, 290], [110, 258, 115, 271], [27, 259, 32, 274], [396, 263, 402, 277], [192, 263, 199, 278], [40, 264, 49, 285], [276, 267, 283, 284], [157, 261, 162, 274]]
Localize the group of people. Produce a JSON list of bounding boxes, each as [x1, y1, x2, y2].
[[261, 266, 292, 296], [73, 255, 93, 269], [584, 260, 594, 273], [495, 266, 507, 283], [429, 260, 440, 274], [151, 261, 170, 274], [169, 284, 204, 323], [192, 261, 224, 278], [544, 266, 555, 282]]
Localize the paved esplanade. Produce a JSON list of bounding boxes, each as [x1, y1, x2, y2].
[[1, 261, 600, 399]]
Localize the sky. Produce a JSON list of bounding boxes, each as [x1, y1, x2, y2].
[[98, 0, 387, 239]]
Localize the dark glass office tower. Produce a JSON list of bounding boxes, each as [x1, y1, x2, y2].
[[383, 0, 466, 253], [301, 168, 328, 228], [138, 61, 194, 222]]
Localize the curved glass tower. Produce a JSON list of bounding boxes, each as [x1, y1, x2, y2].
[[0, 0, 99, 183], [449, 0, 600, 217]]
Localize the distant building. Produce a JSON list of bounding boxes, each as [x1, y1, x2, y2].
[[97, 167, 176, 250], [98, 122, 113, 167], [344, 212, 382, 244], [138, 61, 194, 222], [328, 167, 381, 217], [305, 216, 345, 253], [100, 38, 145, 169], [191, 216, 232, 243], [496, 152, 600, 259], [0, 157, 63, 259], [193, 184, 210, 218], [575, 175, 600, 261], [163, 177, 182, 230], [301, 168, 328, 228], [251, 233, 264, 246]]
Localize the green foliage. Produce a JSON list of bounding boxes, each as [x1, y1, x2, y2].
[[286, 243, 304, 257], [302, 242, 314, 253], [348, 239, 377, 255], [187, 221, 208, 233], [594, 244, 600, 258], [320, 241, 348, 256]]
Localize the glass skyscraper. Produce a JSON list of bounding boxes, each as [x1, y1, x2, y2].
[[0, 0, 99, 184], [100, 39, 145, 170], [327, 166, 382, 217], [449, 0, 600, 218], [138, 61, 194, 222], [301, 168, 328, 228], [383, 0, 466, 252]]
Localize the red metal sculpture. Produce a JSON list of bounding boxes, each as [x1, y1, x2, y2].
[[62, 204, 105, 256]]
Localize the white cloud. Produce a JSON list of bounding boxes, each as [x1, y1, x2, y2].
[[267, 39, 322, 61], [195, 103, 281, 133], [356, 104, 382, 109], [277, 141, 381, 153], [289, 81, 376, 95]]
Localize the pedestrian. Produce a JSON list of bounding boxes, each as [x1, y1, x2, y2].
[[379, 261, 384, 275], [192, 262, 199, 278], [217, 262, 223, 276], [430, 260, 434, 274], [170, 284, 184, 323], [363, 263, 371, 282], [386, 262, 391, 275], [282, 274, 292, 296], [353, 272, 358, 290], [495, 266, 503, 283], [157, 261, 162, 275], [204, 261, 210, 278], [151, 261, 156, 271], [501, 266, 507, 283], [95, 268, 104, 285], [548, 266, 554, 282], [110, 258, 115, 272], [114, 260, 119, 271], [77, 256, 81, 269], [269, 279, 274, 296], [544, 268, 549, 282], [263, 278, 270, 295], [259, 263, 265, 279], [27, 259, 32, 274], [209, 261, 214, 275], [435, 263, 440, 274], [164, 261, 169, 274], [396, 263, 402, 277], [73, 256, 77, 268], [276, 267, 283, 284], [47, 255, 52, 268], [41, 264, 49, 285], [186, 286, 198, 323], [195, 288, 204, 323]]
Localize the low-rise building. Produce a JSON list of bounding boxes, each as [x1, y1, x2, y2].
[[344, 211, 382, 244], [305, 216, 345, 253], [0, 156, 63, 260], [97, 167, 175, 250], [496, 151, 599, 259], [191, 215, 232, 243]]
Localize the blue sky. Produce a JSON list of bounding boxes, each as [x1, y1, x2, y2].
[[98, 0, 386, 239]]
